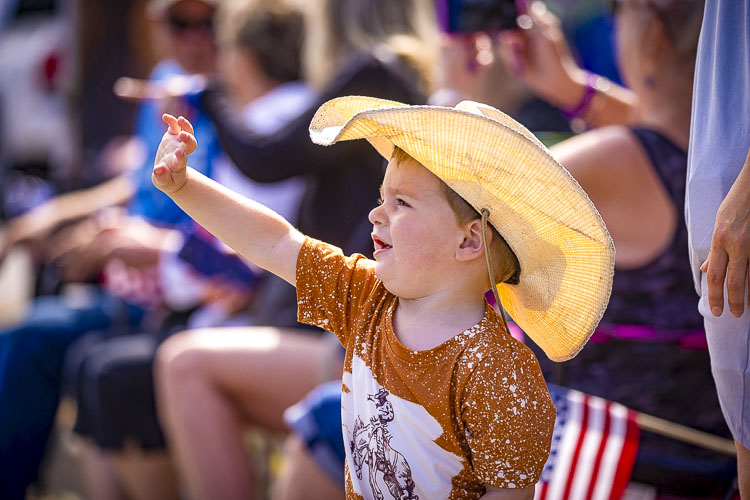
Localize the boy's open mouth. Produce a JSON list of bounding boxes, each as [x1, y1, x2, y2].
[[372, 234, 392, 255]]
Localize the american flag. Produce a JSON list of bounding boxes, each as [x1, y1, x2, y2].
[[535, 384, 640, 500]]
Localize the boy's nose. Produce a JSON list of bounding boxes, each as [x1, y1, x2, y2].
[[369, 204, 385, 226]]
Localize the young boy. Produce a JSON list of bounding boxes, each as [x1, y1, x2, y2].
[[152, 97, 614, 498]]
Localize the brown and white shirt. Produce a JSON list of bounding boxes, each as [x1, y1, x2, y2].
[[296, 238, 555, 499]]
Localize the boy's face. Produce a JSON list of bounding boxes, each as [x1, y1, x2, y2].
[[369, 156, 467, 298]]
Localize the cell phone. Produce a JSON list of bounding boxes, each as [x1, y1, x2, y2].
[[177, 232, 260, 288], [436, 0, 520, 34]]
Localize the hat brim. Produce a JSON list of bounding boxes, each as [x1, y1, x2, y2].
[[309, 96, 614, 361]]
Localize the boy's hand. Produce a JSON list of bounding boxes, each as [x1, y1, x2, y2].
[[153, 114, 197, 194]]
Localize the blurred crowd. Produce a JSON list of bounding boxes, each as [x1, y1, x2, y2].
[[0, 0, 745, 499]]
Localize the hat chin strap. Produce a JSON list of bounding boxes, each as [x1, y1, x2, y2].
[[481, 209, 511, 335]]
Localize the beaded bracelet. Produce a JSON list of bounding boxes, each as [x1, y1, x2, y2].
[[561, 72, 599, 121]]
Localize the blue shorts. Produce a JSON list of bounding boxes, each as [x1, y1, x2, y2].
[[699, 273, 750, 448], [283, 380, 345, 486]]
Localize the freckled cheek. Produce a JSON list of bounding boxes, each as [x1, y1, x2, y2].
[[392, 225, 434, 262], [401, 241, 441, 274]]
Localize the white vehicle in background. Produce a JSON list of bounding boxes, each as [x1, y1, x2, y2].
[[0, 0, 75, 219]]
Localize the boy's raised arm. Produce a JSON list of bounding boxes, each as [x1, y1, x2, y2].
[[152, 114, 305, 285]]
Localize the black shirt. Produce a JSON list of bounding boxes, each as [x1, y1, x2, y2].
[[200, 52, 426, 256], [200, 52, 425, 327]]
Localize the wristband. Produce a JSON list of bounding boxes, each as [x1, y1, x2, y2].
[[561, 72, 599, 121]]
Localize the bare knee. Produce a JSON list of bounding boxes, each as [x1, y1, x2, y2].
[[155, 330, 208, 397]]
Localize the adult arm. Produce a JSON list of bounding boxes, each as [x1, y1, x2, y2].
[[153, 114, 304, 285], [200, 54, 424, 182], [498, 1, 635, 127], [43, 211, 176, 283], [701, 147, 750, 318], [0, 174, 133, 262]]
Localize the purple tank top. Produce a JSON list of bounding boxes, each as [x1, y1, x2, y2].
[[598, 128, 703, 338]]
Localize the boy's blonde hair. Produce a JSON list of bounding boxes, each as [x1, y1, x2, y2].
[[391, 147, 520, 287]]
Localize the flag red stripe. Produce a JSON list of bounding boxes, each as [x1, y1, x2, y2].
[[609, 409, 641, 500], [562, 394, 590, 500], [538, 481, 548, 500], [585, 400, 612, 500]]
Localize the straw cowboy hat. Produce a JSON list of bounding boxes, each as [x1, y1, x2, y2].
[[308, 96, 615, 362]]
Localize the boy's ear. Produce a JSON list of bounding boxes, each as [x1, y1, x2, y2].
[[456, 219, 486, 262]]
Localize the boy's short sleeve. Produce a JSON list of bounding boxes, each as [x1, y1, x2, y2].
[[462, 346, 555, 489], [295, 237, 382, 344]]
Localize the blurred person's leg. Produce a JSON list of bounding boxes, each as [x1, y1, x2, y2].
[[76, 438, 127, 500], [737, 440, 750, 497], [156, 326, 341, 500], [0, 290, 141, 500], [113, 441, 179, 500], [70, 333, 179, 500], [273, 435, 345, 500], [274, 380, 345, 500]]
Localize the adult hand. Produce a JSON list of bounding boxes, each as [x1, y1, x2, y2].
[[115, 76, 199, 126], [47, 211, 173, 282], [434, 32, 495, 103], [114, 74, 206, 101], [44, 217, 105, 282], [0, 204, 59, 264], [94, 215, 173, 270], [153, 114, 197, 194], [201, 279, 255, 314], [701, 155, 750, 318], [497, 1, 585, 108]]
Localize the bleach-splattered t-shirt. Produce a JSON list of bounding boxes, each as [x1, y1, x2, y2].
[[296, 238, 556, 499]]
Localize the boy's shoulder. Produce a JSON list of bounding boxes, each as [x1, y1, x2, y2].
[[466, 306, 533, 350], [454, 310, 556, 435], [454, 308, 545, 380]]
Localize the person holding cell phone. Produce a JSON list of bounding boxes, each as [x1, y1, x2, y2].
[[496, 0, 737, 496]]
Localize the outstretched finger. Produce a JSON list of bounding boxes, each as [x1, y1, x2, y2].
[[162, 113, 181, 135], [173, 148, 189, 170], [178, 131, 198, 154], [705, 247, 728, 316], [177, 116, 195, 136], [725, 257, 749, 317]]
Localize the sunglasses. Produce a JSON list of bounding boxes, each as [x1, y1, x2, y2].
[[167, 15, 214, 33]]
